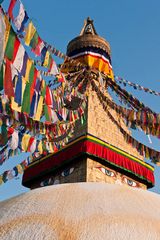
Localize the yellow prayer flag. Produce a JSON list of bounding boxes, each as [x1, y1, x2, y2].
[[22, 134, 31, 152], [25, 21, 36, 46], [24, 59, 33, 82], [49, 142, 54, 153], [17, 164, 23, 174], [4, 15, 11, 51], [11, 97, 21, 112], [43, 51, 50, 67], [0, 175, 3, 185], [34, 96, 44, 121], [38, 141, 43, 154]]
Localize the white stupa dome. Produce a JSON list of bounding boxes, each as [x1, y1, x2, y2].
[[1, 183, 160, 240]]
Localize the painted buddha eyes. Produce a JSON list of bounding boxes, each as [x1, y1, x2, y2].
[[122, 177, 138, 187], [97, 167, 139, 188], [98, 167, 116, 178], [61, 167, 74, 177]]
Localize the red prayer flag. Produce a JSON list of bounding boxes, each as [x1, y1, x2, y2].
[[11, 37, 20, 63], [30, 68, 38, 103], [4, 58, 14, 97], [45, 86, 52, 107], [27, 137, 35, 152], [8, 0, 17, 21]]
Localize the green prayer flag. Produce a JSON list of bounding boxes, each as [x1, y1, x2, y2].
[[22, 64, 35, 114], [0, 123, 8, 147], [30, 31, 39, 49], [44, 105, 50, 121], [5, 27, 16, 60]]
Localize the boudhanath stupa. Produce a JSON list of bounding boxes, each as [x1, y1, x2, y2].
[[1, 2, 160, 239]]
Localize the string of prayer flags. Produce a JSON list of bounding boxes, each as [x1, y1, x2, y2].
[[105, 74, 154, 113], [5, 0, 87, 75], [92, 79, 160, 139], [0, 157, 30, 186], [115, 76, 160, 96], [6, 0, 85, 74], [95, 88, 160, 164]]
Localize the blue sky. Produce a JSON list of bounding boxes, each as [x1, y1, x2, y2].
[[1, 0, 160, 200]]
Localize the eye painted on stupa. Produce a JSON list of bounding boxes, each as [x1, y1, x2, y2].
[[122, 177, 139, 188], [61, 167, 74, 177], [97, 167, 116, 178], [40, 178, 53, 187]]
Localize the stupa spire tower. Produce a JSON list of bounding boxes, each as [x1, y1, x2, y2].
[[22, 18, 154, 190]]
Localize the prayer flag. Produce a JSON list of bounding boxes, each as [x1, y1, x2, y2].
[[4, 15, 11, 50], [21, 134, 30, 152], [51, 109, 58, 123], [30, 68, 38, 102], [57, 72, 65, 82], [34, 80, 46, 121], [30, 31, 39, 50], [43, 50, 52, 68], [27, 137, 35, 152], [49, 59, 59, 75], [32, 37, 44, 56], [38, 141, 43, 154], [5, 26, 16, 60], [11, 37, 20, 63], [24, 21, 36, 46], [23, 58, 32, 82], [0, 64, 4, 91], [8, 0, 17, 21], [0, 123, 8, 147], [20, 52, 28, 77], [15, 74, 22, 106], [45, 85, 53, 108], [41, 46, 47, 62], [4, 58, 14, 97], [44, 105, 51, 122], [0, 9, 5, 69], [14, 2, 25, 31], [22, 62, 35, 114], [18, 10, 28, 33], [13, 44, 25, 73], [17, 164, 23, 174], [9, 130, 19, 150]]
